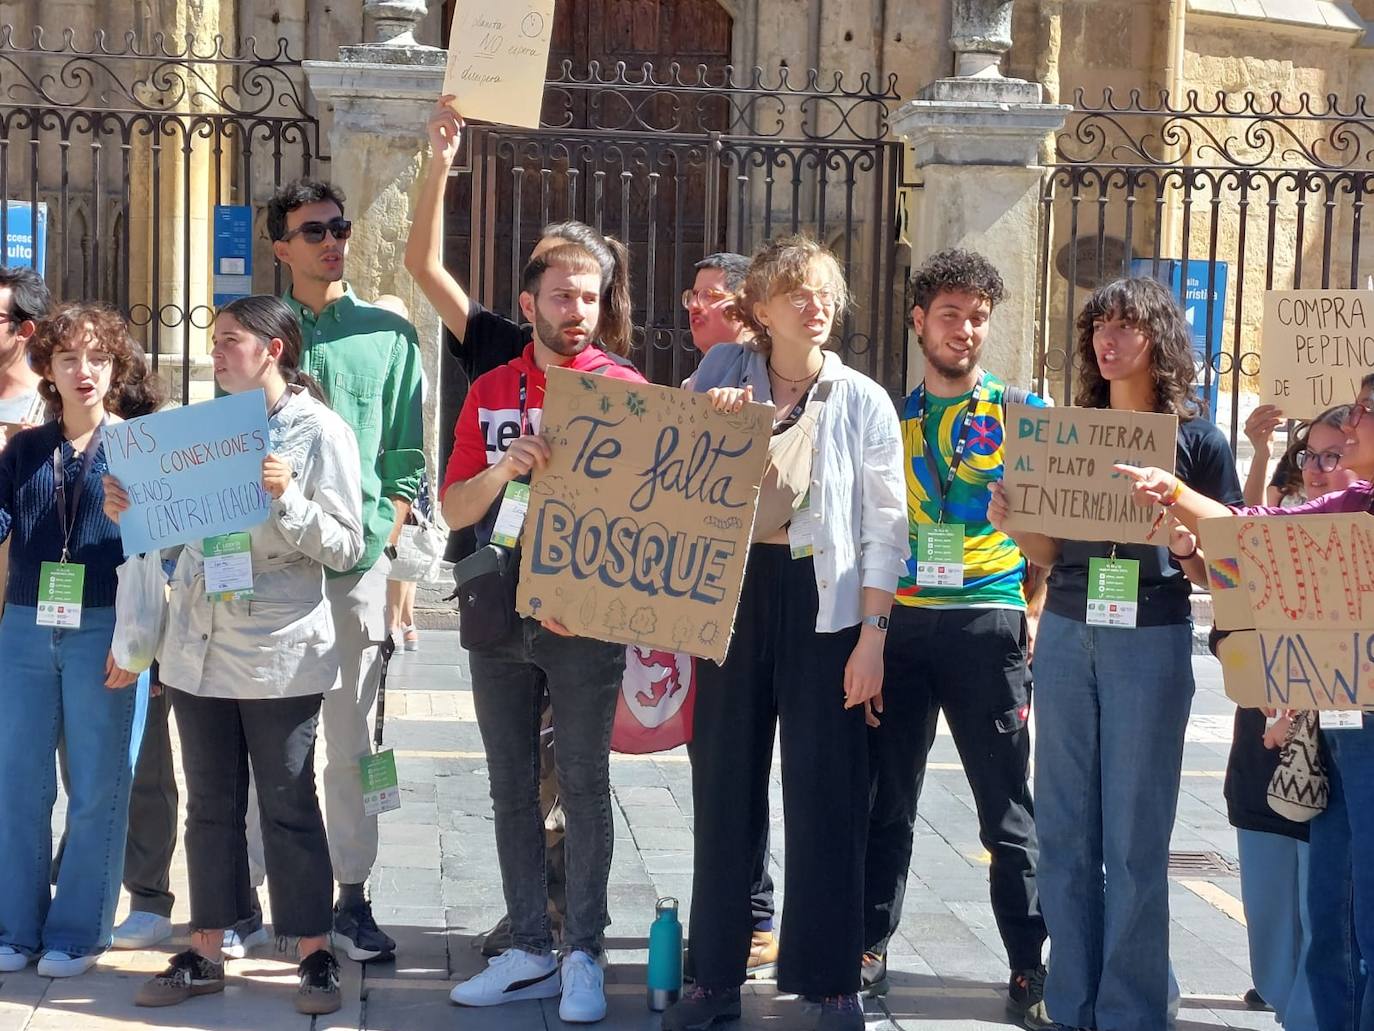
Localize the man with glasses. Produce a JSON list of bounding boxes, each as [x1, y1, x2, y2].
[[268, 178, 426, 962], [682, 253, 753, 354]]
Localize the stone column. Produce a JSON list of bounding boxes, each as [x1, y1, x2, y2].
[[303, 20, 448, 470], [892, 2, 1068, 389]]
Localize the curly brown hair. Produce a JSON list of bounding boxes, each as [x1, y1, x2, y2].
[[1073, 277, 1202, 419], [28, 303, 151, 415], [734, 234, 848, 354]]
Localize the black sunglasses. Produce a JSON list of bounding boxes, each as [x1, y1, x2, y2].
[[280, 217, 352, 244]]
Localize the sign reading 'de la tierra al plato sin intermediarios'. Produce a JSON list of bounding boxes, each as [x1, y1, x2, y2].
[[102, 390, 272, 555], [1261, 290, 1374, 419], [1000, 403, 1178, 545], [516, 367, 772, 664], [1200, 512, 1374, 710]]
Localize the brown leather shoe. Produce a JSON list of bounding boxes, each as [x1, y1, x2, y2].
[[745, 929, 778, 979]]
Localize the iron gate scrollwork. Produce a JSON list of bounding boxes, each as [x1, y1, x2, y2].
[[445, 61, 909, 393], [1037, 87, 1374, 450], [0, 27, 326, 402]]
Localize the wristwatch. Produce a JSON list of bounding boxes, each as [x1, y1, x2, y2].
[[863, 614, 890, 633]]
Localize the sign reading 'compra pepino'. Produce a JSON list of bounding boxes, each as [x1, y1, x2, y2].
[[516, 367, 771, 664]]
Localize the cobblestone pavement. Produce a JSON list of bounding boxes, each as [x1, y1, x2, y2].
[[0, 631, 1274, 1030]]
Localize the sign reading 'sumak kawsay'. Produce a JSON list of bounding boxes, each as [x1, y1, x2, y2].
[[517, 367, 771, 663]]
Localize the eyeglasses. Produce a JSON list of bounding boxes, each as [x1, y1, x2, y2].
[[279, 218, 352, 244], [786, 287, 837, 311], [1295, 448, 1346, 473], [681, 287, 732, 309], [1349, 400, 1373, 430]]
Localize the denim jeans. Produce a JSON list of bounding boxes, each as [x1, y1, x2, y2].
[[1237, 829, 1317, 1031], [0, 605, 146, 957], [1033, 610, 1194, 1031], [468, 617, 624, 955], [1307, 718, 1374, 1031]]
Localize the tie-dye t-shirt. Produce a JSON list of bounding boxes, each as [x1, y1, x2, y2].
[[895, 373, 1047, 609]]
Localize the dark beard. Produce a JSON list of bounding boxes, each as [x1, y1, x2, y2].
[[535, 310, 593, 357], [919, 336, 974, 381]]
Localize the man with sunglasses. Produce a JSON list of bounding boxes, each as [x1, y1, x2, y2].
[[683, 253, 753, 355], [269, 178, 426, 963]]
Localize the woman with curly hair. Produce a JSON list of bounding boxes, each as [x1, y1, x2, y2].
[[0, 303, 148, 978], [988, 276, 1242, 1031]]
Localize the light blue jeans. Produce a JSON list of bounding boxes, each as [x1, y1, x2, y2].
[[1237, 829, 1317, 1031], [1033, 610, 1194, 1031], [0, 605, 146, 957]]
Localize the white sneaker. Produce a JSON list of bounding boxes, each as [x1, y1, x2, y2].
[[112, 912, 174, 949], [559, 950, 607, 1023], [37, 951, 98, 978], [0, 946, 30, 972], [449, 948, 560, 1007], [222, 926, 270, 959]]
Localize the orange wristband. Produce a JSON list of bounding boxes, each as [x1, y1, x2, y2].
[[1162, 478, 1184, 507]]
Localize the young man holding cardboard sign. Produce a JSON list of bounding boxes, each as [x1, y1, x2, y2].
[[440, 243, 645, 1024], [861, 250, 1050, 1027]]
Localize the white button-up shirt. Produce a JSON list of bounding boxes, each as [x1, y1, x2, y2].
[[688, 345, 907, 632]]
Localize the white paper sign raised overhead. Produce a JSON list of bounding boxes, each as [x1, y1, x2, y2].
[[442, 0, 557, 129]]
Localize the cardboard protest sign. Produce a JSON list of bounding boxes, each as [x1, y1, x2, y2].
[[516, 367, 772, 663], [1199, 512, 1374, 710], [1261, 290, 1373, 418], [102, 390, 271, 554], [442, 0, 556, 128], [1001, 403, 1178, 544]]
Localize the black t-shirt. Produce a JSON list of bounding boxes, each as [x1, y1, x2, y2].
[[453, 300, 531, 381], [1045, 415, 1243, 627]]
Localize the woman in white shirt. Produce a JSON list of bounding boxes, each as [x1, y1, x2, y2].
[[104, 296, 364, 1017], [663, 235, 907, 1031]]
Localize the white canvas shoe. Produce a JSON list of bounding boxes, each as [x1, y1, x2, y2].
[[37, 950, 99, 978], [559, 950, 607, 1024], [449, 948, 560, 1007], [0, 946, 30, 972], [112, 911, 174, 949]]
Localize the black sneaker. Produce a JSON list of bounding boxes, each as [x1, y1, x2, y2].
[[295, 949, 342, 1015], [662, 984, 742, 1030], [332, 899, 396, 962], [1008, 965, 1051, 1030], [815, 993, 864, 1030], [135, 949, 225, 1007], [1244, 987, 1271, 1011], [860, 951, 889, 998]]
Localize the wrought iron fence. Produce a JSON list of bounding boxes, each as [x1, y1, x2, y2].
[[0, 27, 326, 401], [444, 61, 910, 393], [1036, 88, 1373, 449]]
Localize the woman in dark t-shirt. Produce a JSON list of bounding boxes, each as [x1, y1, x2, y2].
[[990, 277, 1242, 1031]]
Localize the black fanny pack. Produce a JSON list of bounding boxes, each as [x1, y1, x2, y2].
[[454, 544, 520, 650]]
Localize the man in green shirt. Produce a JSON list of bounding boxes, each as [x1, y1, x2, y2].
[[270, 178, 425, 963]]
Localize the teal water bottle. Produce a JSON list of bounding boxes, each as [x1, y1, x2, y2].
[[646, 897, 683, 1011]]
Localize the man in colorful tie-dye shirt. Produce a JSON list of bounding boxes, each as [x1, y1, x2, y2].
[[862, 249, 1051, 1030]]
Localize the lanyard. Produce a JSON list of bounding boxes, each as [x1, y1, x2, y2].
[[53, 423, 104, 564], [907, 373, 985, 523], [517, 373, 529, 436]]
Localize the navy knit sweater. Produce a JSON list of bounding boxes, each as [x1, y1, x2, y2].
[[0, 420, 122, 609]]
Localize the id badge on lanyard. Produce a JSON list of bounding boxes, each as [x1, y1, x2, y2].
[[39, 430, 102, 629], [1086, 553, 1140, 628], [910, 378, 982, 588]]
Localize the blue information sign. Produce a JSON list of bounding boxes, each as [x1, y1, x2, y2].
[[3, 200, 47, 271], [213, 204, 254, 305]]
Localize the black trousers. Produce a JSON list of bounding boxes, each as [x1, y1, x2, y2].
[[863, 605, 1046, 970], [688, 546, 866, 996], [170, 689, 333, 937], [124, 684, 178, 917]]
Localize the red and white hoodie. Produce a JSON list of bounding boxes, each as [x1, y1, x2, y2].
[[442, 343, 646, 494]]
